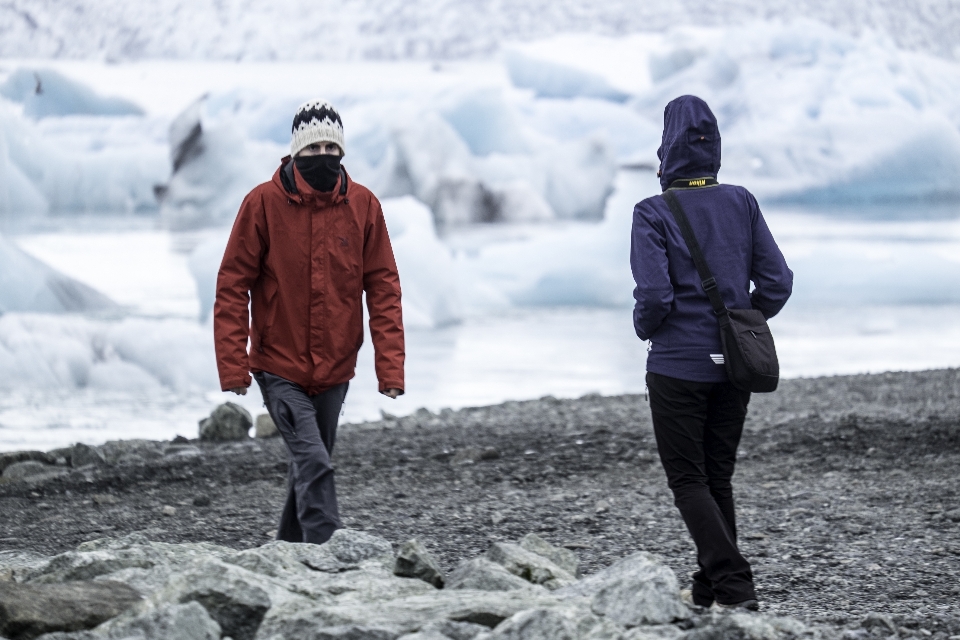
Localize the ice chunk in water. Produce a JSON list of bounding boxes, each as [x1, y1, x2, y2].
[[504, 50, 631, 102], [0, 234, 116, 314], [0, 68, 143, 118]]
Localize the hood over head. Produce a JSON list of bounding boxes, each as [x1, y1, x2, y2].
[[657, 95, 721, 191]]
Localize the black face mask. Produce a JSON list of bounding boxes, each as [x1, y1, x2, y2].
[[294, 154, 342, 192]]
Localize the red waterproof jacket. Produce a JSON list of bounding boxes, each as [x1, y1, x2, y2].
[[214, 157, 404, 395]]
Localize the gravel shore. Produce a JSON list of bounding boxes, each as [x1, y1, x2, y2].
[[1, 369, 959, 638]]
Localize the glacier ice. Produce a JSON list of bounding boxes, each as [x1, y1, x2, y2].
[[504, 50, 631, 102], [0, 95, 166, 218], [381, 196, 461, 328], [0, 313, 216, 392], [0, 233, 116, 314], [0, 67, 144, 118]]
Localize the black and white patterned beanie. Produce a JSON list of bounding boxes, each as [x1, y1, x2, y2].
[[290, 100, 345, 156]]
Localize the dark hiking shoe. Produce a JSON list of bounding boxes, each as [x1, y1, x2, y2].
[[711, 598, 760, 612]]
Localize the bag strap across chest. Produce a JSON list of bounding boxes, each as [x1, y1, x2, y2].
[[662, 189, 727, 318]]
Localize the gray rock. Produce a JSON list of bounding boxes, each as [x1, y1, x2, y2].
[[255, 414, 279, 438], [397, 632, 448, 640], [324, 529, 395, 566], [556, 552, 689, 626], [860, 613, 898, 635], [170, 562, 271, 640], [944, 508, 960, 522], [482, 608, 578, 640], [247, 530, 394, 575], [418, 620, 489, 640], [70, 444, 106, 468], [257, 590, 557, 639], [485, 543, 575, 590], [161, 445, 202, 458], [1, 461, 66, 483], [682, 612, 809, 640], [518, 534, 579, 578], [0, 550, 50, 583], [198, 402, 251, 441], [0, 580, 141, 639], [291, 627, 400, 640], [446, 559, 542, 592], [394, 540, 444, 588], [98, 602, 221, 640], [0, 451, 52, 475], [621, 624, 684, 640]]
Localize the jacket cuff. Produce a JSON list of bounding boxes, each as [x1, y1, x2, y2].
[[379, 380, 404, 394], [221, 374, 252, 391]]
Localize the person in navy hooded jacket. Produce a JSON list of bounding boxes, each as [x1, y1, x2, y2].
[[631, 95, 793, 610]]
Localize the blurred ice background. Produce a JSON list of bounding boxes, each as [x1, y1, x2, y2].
[[2, 1, 960, 449]]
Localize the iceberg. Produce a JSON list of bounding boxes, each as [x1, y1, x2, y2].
[[0, 233, 116, 314], [0, 313, 216, 392], [158, 95, 281, 231], [504, 50, 631, 102], [0, 67, 144, 119], [0, 92, 165, 218]]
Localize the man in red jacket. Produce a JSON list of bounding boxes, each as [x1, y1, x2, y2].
[[214, 100, 404, 544]]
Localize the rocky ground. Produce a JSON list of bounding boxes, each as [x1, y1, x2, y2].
[[1, 369, 959, 638]]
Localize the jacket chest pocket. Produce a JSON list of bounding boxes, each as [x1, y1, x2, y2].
[[327, 225, 363, 279]]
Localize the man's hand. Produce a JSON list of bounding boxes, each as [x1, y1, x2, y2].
[[381, 388, 402, 399], [229, 387, 248, 396]]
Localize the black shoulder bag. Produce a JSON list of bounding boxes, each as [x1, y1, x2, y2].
[[662, 189, 780, 393]]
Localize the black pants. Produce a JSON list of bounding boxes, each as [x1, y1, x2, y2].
[[646, 371, 756, 605], [255, 371, 348, 545]]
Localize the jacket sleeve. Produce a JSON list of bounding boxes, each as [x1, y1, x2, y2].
[[363, 198, 405, 393], [747, 193, 793, 319], [213, 192, 266, 391], [630, 200, 675, 341]]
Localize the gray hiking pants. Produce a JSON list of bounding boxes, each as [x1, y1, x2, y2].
[[254, 371, 348, 544]]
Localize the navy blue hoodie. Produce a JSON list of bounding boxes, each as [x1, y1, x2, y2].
[[631, 95, 793, 383]]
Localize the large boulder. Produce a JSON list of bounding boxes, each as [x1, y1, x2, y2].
[[1, 461, 67, 484], [394, 540, 444, 588], [0, 580, 141, 639], [681, 612, 810, 640], [0, 551, 50, 583], [198, 402, 251, 441], [518, 534, 579, 578], [69, 444, 107, 468], [0, 451, 52, 475], [485, 543, 575, 590], [256, 590, 559, 639], [255, 414, 279, 438], [556, 552, 689, 626], [480, 608, 578, 640], [165, 561, 271, 640], [446, 559, 542, 593], [96, 601, 221, 640]]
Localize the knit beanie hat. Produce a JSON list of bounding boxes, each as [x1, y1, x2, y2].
[[290, 100, 345, 157]]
